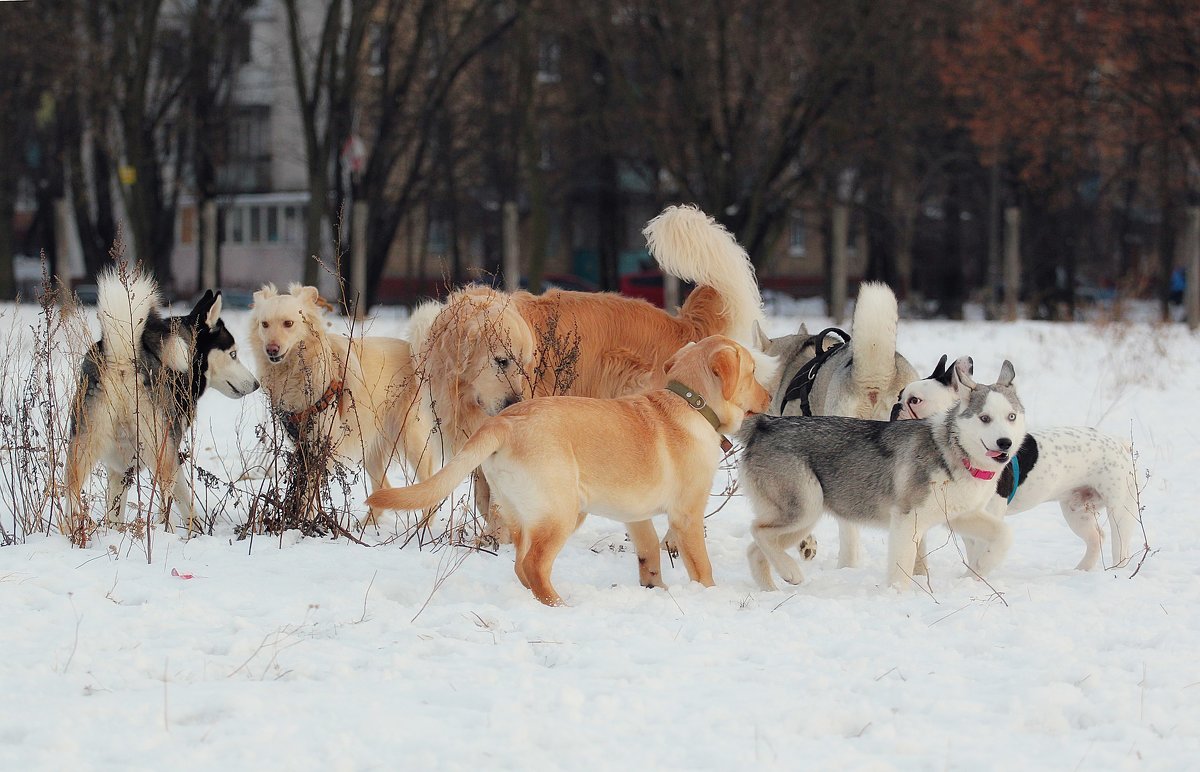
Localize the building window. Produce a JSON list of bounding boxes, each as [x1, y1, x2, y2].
[[233, 20, 252, 66], [228, 207, 244, 243], [789, 216, 806, 257], [266, 206, 279, 242], [217, 105, 271, 193], [284, 206, 300, 243], [249, 206, 261, 242], [537, 36, 561, 83], [428, 218, 449, 254], [367, 23, 384, 76]]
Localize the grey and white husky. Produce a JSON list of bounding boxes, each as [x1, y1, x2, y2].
[[738, 359, 1025, 590], [61, 269, 260, 545], [893, 356, 1140, 570], [753, 282, 919, 567]]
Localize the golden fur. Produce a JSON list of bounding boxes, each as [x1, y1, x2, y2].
[[367, 336, 773, 606], [249, 284, 433, 523], [412, 205, 766, 534]]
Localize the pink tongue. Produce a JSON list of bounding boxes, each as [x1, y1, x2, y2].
[[986, 450, 1004, 459]]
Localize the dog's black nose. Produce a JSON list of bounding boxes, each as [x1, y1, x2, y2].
[[996, 437, 1012, 451], [503, 393, 522, 409]]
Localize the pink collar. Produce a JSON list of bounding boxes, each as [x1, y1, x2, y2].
[[962, 457, 997, 480]]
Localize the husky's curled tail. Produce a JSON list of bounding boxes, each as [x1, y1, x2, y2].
[[95, 270, 160, 366], [848, 282, 903, 411], [643, 205, 765, 345]]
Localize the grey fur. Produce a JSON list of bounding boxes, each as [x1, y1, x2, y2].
[[737, 366, 1027, 589]]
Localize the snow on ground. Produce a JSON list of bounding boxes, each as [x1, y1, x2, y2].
[[2, 302, 1199, 771]]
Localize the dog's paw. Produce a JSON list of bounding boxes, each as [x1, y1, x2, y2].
[[776, 559, 805, 586], [798, 536, 818, 561]]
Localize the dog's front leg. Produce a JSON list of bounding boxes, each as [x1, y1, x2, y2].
[[626, 519, 666, 589], [887, 510, 926, 589], [950, 511, 1012, 577], [103, 466, 129, 527], [667, 498, 715, 587]]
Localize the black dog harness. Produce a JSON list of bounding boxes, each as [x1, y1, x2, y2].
[[778, 327, 851, 416]]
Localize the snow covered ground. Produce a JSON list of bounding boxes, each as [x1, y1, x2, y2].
[[2, 302, 1198, 771]]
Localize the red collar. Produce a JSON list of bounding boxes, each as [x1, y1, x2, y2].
[[962, 457, 996, 480], [282, 379, 345, 439]]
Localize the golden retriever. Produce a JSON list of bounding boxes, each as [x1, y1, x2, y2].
[[249, 284, 436, 524], [367, 335, 773, 606], [412, 205, 766, 533]]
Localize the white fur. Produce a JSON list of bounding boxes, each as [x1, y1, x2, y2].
[[748, 348, 781, 393], [161, 336, 191, 372], [407, 300, 444, 356], [848, 282, 901, 395], [895, 365, 1140, 569], [642, 204, 765, 345], [96, 269, 159, 364]]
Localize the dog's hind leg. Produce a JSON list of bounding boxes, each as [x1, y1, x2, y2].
[[626, 519, 666, 589], [62, 431, 103, 547], [1099, 477, 1139, 569], [103, 467, 128, 526], [837, 521, 863, 568], [521, 514, 574, 606], [362, 443, 393, 527], [1059, 492, 1105, 570], [746, 543, 778, 591]]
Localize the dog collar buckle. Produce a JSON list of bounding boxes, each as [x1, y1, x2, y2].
[[962, 458, 997, 481], [665, 380, 733, 453]]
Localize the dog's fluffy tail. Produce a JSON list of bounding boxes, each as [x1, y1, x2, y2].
[[366, 420, 509, 512], [407, 300, 443, 356], [96, 268, 160, 365], [643, 205, 764, 345], [849, 282, 900, 398]]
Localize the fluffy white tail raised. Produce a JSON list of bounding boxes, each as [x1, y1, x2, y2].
[[96, 268, 160, 365], [642, 205, 764, 345], [849, 282, 900, 394]]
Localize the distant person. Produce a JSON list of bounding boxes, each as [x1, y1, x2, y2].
[[1170, 266, 1185, 305]]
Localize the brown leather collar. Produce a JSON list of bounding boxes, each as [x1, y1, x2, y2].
[[282, 379, 345, 440], [665, 380, 733, 452]]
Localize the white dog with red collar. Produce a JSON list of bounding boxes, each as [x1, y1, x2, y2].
[[893, 355, 1142, 570]]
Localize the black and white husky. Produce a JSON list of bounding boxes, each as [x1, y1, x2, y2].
[[738, 360, 1025, 590], [61, 269, 259, 545], [892, 355, 1140, 570]]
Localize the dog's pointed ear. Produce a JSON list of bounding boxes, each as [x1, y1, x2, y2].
[[204, 291, 223, 328], [929, 354, 949, 384], [955, 357, 978, 397], [252, 284, 278, 306], [996, 360, 1016, 387], [797, 322, 809, 336], [752, 320, 771, 352], [710, 344, 740, 402]]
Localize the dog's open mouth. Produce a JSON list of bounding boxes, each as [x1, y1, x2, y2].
[[267, 352, 284, 364], [982, 443, 1009, 463]]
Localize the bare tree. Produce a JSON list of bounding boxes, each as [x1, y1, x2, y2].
[[282, 0, 374, 287]]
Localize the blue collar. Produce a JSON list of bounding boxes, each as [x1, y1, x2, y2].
[[1006, 455, 1022, 503]]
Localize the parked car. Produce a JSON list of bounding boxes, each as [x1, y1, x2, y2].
[[619, 270, 666, 307]]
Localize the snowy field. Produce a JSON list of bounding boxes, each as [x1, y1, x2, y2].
[[2, 300, 1199, 771]]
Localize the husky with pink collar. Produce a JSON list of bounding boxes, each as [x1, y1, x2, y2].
[[893, 355, 1140, 570], [738, 359, 1024, 590]]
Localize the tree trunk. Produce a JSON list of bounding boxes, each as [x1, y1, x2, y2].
[[303, 169, 327, 286]]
